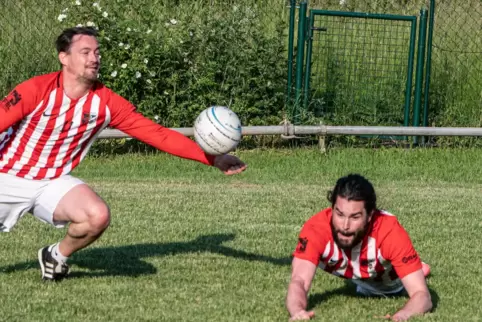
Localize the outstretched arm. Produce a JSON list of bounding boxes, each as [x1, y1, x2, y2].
[[380, 220, 432, 321], [108, 95, 246, 174], [286, 257, 317, 320], [390, 269, 432, 321]]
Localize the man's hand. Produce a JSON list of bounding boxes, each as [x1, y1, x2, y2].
[[391, 311, 411, 321], [374, 311, 410, 321], [289, 310, 315, 321], [213, 154, 247, 175]]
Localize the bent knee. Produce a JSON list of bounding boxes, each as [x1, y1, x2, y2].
[[87, 202, 111, 233]]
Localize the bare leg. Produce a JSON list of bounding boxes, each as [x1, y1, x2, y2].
[[53, 184, 110, 257]]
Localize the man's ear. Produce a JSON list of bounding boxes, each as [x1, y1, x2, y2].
[[58, 52, 68, 66]]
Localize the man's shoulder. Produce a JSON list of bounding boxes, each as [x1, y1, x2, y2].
[[370, 209, 410, 240], [372, 209, 399, 223], [16, 71, 61, 91], [303, 208, 332, 230]]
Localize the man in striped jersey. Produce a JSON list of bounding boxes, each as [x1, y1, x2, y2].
[[286, 174, 432, 321], [0, 27, 246, 281]]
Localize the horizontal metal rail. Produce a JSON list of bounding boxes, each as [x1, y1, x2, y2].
[[98, 125, 482, 139]]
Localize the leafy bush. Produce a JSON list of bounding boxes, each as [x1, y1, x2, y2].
[[57, 0, 288, 129]]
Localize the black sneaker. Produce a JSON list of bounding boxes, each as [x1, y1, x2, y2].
[[38, 245, 70, 281]]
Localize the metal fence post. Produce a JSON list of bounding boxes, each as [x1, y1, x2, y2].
[[422, 0, 436, 144], [413, 8, 428, 144], [286, 0, 297, 110], [293, 1, 308, 124]]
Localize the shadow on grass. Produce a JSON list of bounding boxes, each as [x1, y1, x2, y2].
[[1, 233, 291, 278], [307, 280, 440, 313]]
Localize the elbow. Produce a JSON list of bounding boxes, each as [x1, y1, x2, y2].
[[421, 291, 433, 313], [427, 295, 433, 312]]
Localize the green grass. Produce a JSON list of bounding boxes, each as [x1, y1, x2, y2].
[[1, 148, 481, 321]]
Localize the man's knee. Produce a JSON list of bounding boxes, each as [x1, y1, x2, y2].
[[86, 201, 111, 234]]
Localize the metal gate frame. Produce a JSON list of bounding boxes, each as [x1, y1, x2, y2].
[[288, 2, 430, 138]]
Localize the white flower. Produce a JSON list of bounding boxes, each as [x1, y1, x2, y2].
[[93, 2, 100, 8], [86, 21, 95, 27], [121, 63, 127, 69], [76, 23, 83, 27], [135, 71, 141, 78], [110, 71, 118, 77], [62, 8, 69, 13], [339, 0, 346, 5], [146, 79, 152, 84], [57, 14, 67, 22], [154, 115, 159, 121], [189, 31, 193, 37], [118, 42, 124, 47], [170, 19, 177, 25], [75, 0, 81, 5], [127, 27, 131, 32], [163, 91, 169, 95], [146, 29, 152, 34], [144, 58, 148, 64], [102, 11, 108, 18], [124, 44, 130, 50]]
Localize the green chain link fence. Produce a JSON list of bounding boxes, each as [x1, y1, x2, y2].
[[287, 0, 481, 145], [428, 0, 481, 130], [0, 0, 290, 130], [1, 0, 481, 146]]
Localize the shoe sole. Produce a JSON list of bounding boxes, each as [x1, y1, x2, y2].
[[38, 248, 47, 280]]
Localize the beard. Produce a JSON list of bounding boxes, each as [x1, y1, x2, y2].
[[81, 69, 99, 83], [331, 219, 369, 250]]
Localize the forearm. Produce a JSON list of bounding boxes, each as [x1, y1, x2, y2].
[[138, 126, 216, 165], [113, 112, 216, 166], [286, 280, 308, 317], [396, 291, 432, 318]]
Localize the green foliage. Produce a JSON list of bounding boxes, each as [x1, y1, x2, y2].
[[57, 0, 287, 128], [0, 0, 480, 149]]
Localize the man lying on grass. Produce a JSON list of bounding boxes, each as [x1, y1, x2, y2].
[[286, 174, 432, 321]]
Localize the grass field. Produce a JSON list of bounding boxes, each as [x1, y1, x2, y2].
[[0, 148, 481, 321]]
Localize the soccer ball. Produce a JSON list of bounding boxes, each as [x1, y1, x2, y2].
[[193, 106, 242, 155]]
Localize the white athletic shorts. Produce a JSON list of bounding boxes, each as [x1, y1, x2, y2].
[[0, 172, 84, 232]]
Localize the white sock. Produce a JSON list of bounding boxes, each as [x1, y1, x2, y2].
[[50, 243, 69, 264]]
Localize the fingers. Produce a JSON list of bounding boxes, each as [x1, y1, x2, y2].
[[374, 314, 391, 319], [223, 164, 247, 175], [289, 310, 315, 321]]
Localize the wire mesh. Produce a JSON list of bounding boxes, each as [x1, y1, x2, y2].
[[1, 0, 480, 133], [428, 0, 482, 128], [308, 14, 415, 126]]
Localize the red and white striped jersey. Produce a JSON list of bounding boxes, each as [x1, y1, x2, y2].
[[0, 71, 215, 180], [293, 208, 422, 292]]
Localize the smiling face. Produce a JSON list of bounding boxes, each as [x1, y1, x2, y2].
[[331, 196, 373, 250], [59, 34, 100, 84]]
